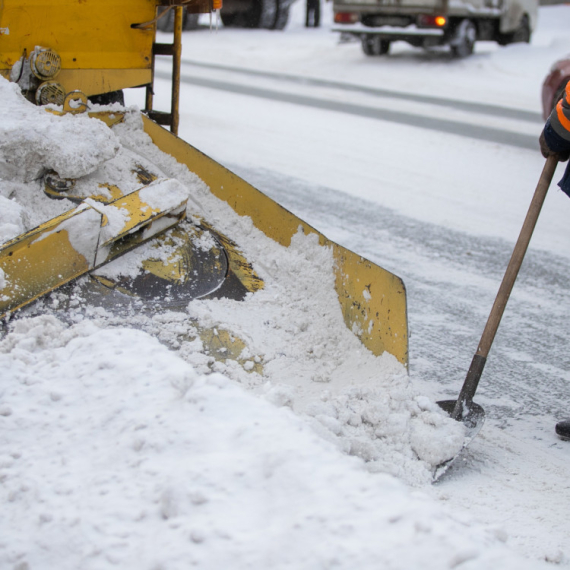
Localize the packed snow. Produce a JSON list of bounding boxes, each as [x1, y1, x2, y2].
[[1, 2, 569, 569], [0, 316, 535, 570], [0, 81, 119, 183]]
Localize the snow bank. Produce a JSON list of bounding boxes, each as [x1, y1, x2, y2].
[[0, 316, 544, 570]]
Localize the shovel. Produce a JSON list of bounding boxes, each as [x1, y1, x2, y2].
[[435, 155, 559, 478]]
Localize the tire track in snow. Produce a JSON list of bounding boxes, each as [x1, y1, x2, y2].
[[179, 58, 541, 124], [156, 69, 539, 151]]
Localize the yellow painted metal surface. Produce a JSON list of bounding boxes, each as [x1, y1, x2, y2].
[[139, 223, 264, 295], [200, 220, 264, 295], [90, 184, 126, 204], [93, 188, 184, 247], [49, 109, 127, 128], [0, 207, 102, 317], [0, 0, 155, 93], [142, 117, 409, 366], [0, 184, 187, 318], [199, 327, 264, 374], [52, 69, 152, 98], [141, 228, 199, 285]]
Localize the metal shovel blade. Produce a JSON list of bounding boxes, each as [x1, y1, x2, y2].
[[433, 400, 485, 481]]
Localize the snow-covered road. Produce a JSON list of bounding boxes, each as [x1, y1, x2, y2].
[[156, 61, 540, 148]]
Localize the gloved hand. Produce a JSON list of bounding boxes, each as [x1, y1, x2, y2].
[[539, 130, 570, 162]]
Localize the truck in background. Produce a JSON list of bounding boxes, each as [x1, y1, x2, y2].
[[332, 0, 538, 57], [157, 0, 296, 30]]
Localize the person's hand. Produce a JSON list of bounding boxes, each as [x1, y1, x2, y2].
[[539, 130, 570, 162]]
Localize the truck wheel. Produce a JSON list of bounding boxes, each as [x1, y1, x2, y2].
[[511, 15, 531, 43], [361, 36, 390, 56], [88, 90, 125, 106], [184, 13, 200, 30], [273, 4, 291, 29], [156, 8, 174, 32], [220, 12, 240, 26], [450, 19, 476, 58], [242, 0, 278, 28]]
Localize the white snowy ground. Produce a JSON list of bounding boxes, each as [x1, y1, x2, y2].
[[1, 3, 570, 569]]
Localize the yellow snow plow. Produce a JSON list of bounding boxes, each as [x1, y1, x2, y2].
[[0, 0, 408, 366]]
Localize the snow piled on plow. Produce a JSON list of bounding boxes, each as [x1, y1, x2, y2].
[[0, 79, 546, 569], [0, 80, 120, 183]]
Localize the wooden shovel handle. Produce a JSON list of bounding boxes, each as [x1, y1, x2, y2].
[[452, 155, 559, 418]]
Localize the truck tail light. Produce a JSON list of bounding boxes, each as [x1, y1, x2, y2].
[[417, 14, 447, 27], [334, 12, 359, 24]]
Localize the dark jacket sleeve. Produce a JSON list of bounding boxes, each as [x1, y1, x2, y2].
[[543, 118, 570, 198], [544, 118, 570, 153]]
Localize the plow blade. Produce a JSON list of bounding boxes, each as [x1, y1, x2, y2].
[[142, 117, 409, 367], [0, 112, 408, 368]]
